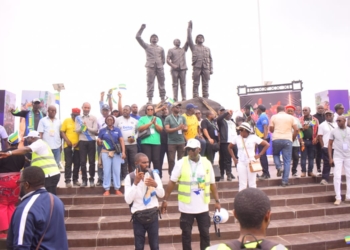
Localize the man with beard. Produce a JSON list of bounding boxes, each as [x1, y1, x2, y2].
[[6, 167, 68, 249], [115, 105, 139, 180], [318, 110, 336, 185], [164, 102, 187, 176], [313, 105, 325, 175], [61, 108, 81, 187], [0, 131, 60, 194]]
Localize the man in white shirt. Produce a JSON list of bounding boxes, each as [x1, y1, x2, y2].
[[328, 116, 350, 205], [124, 153, 164, 250], [37, 105, 62, 167], [318, 110, 336, 185], [115, 105, 138, 180], [161, 139, 220, 250]]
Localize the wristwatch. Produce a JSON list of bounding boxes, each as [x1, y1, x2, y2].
[[215, 199, 220, 203]]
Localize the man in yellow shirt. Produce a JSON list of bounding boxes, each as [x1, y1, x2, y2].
[[61, 108, 81, 187], [182, 103, 206, 155]]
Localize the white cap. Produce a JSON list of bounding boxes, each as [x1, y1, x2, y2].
[[24, 131, 40, 138], [238, 122, 252, 133], [185, 138, 201, 149]]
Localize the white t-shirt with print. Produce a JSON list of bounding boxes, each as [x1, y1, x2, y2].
[[171, 157, 215, 214], [115, 116, 138, 145], [232, 134, 263, 163]]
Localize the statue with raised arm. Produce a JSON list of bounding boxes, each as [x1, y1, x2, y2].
[[187, 20, 213, 99], [167, 39, 188, 101], [136, 24, 166, 104]]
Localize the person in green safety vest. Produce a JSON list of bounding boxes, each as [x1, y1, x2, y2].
[[206, 188, 288, 250], [0, 130, 60, 195], [161, 138, 220, 250]]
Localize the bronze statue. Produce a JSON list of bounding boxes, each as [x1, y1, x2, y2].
[[166, 39, 188, 101], [187, 21, 213, 99], [136, 24, 166, 104]]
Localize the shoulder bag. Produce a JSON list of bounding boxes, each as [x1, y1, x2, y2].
[[138, 128, 151, 140], [107, 129, 122, 154], [241, 137, 262, 173]]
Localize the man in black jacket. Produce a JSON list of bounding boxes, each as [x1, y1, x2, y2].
[[217, 110, 237, 181], [313, 105, 325, 175]]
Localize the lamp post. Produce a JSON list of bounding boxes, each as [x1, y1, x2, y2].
[[52, 83, 65, 120]]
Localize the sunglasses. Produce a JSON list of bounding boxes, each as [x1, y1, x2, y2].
[[187, 148, 197, 152]]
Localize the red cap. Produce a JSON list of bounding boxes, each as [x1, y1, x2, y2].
[[71, 108, 81, 115], [285, 105, 296, 111]]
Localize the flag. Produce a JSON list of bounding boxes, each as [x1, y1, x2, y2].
[[103, 140, 111, 150], [167, 97, 175, 105], [55, 93, 60, 105], [12, 107, 20, 114], [250, 107, 254, 115], [299, 131, 304, 138], [8, 131, 19, 144], [310, 120, 316, 126], [118, 84, 127, 90], [81, 125, 87, 132]]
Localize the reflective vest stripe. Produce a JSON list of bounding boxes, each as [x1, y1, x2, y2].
[[31, 156, 55, 163]]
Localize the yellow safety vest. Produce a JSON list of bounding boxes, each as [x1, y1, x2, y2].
[[178, 156, 211, 204], [31, 140, 60, 176], [206, 242, 288, 250]]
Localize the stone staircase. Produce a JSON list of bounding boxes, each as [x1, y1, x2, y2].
[[1, 175, 349, 250]]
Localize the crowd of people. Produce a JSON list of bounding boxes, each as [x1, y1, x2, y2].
[[1, 93, 350, 249]]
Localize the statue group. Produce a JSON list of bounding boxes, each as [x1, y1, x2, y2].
[[136, 21, 213, 104]]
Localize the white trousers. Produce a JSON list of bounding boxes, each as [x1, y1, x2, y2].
[[237, 161, 257, 191], [333, 158, 350, 200]]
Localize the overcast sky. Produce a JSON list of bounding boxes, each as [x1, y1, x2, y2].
[[1, 0, 350, 123]]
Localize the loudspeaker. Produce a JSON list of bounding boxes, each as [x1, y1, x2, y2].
[[213, 164, 221, 182]]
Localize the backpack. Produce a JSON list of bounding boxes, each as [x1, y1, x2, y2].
[[226, 235, 287, 250]]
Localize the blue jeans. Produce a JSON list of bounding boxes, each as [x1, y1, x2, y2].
[[272, 139, 292, 184], [301, 139, 315, 173], [101, 152, 122, 190], [51, 148, 61, 167], [133, 216, 159, 250], [97, 145, 103, 182]]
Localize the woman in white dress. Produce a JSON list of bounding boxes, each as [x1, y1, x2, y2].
[[228, 122, 270, 191]]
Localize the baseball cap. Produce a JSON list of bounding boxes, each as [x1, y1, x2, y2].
[[101, 104, 110, 110], [185, 138, 201, 149], [32, 98, 41, 104], [238, 122, 252, 133], [285, 105, 296, 111], [257, 105, 266, 112], [71, 108, 81, 115], [24, 131, 40, 138], [186, 103, 198, 109], [325, 110, 333, 114], [172, 102, 181, 108]]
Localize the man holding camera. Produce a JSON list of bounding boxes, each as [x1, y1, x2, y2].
[[124, 153, 164, 250]]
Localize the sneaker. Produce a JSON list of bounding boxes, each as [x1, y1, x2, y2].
[[301, 172, 306, 177], [73, 181, 81, 187], [80, 181, 87, 187], [308, 172, 316, 177], [277, 168, 283, 177], [320, 179, 328, 185], [90, 181, 95, 188], [292, 173, 300, 178], [227, 176, 232, 181], [259, 174, 269, 180], [103, 190, 110, 196], [116, 190, 123, 196], [317, 168, 321, 173], [65, 182, 72, 188], [96, 180, 102, 186], [334, 199, 341, 206], [220, 175, 224, 181], [281, 182, 290, 187], [230, 173, 236, 179], [316, 172, 322, 177]]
